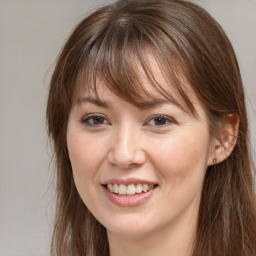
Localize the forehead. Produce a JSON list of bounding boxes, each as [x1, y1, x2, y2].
[[74, 50, 199, 116]]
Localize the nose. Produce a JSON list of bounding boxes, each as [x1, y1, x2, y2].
[[107, 124, 146, 169]]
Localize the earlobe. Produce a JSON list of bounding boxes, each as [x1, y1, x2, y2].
[[208, 114, 239, 166]]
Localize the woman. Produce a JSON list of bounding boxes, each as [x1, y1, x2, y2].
[[46, 0, 256, 255]]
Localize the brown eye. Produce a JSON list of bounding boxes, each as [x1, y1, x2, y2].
[[145, 115, 175, 127], [92, 116, 105, 124], [153, 117, 167, 125], [82, 115, 109, 127]]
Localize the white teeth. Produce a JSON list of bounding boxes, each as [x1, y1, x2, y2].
[[127, 184, 136, 195], [142, 184, 148, 192], [107, 184, 114, 192], [119, 184, 127, 195], [136, 183, 143, 193], [106, 183, 156, 195], [113, 184, 119, 194]]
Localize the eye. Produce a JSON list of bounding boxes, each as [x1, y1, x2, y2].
[[82, 114, 109, 127], [145, 115, 175, 127]]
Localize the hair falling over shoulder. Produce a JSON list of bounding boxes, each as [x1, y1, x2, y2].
[[46, 0, 256, 255]]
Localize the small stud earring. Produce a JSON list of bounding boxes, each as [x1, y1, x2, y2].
[[213, 158, 217, 163]]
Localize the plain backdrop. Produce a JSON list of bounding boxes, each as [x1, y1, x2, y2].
[[0, 1, 255, 255]]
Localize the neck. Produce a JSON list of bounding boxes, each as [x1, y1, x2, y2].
[[107, 210, 197, 256]]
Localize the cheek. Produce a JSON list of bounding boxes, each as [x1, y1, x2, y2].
[[67, 134, 109, 213], [151, 131, 209, 216], [151, 129, 209, 186], [67, 134, 105, 185]]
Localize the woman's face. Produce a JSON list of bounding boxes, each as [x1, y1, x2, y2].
[[67, 59, 214, 240]]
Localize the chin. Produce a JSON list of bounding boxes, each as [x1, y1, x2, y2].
[[103, 215, 159, 239], [107, 226, 153, 239]]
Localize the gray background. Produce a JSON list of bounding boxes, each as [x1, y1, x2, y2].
[[0, 1, 255, 255]]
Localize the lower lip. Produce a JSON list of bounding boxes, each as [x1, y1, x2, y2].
[[102, 186, 156, 207]]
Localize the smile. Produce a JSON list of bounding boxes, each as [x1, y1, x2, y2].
[[105, 183, 158, 196]]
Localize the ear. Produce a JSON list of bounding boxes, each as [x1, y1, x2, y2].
[[207, 114, 239, 166]]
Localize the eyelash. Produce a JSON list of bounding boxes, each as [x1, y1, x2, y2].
[[81, 114, 110, 127], [144, 115, 175, 127], [81, 114, 175, 128]]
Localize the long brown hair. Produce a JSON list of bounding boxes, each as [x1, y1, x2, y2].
[[46, 0, 256, 255]]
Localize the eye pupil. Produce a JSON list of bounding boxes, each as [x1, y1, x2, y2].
[[93, 116, 104, 124], [154, 117, 166, 125]]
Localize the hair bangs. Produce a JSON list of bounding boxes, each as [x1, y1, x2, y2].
[[74, 16, 197, 115]]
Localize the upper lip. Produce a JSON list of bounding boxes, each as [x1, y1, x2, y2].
[[102, 178, 158, 185]]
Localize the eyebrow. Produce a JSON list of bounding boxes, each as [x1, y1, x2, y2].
[[77, 97, 110, 108], [137, 99, 181, 109], [76, 96, 184, 111]]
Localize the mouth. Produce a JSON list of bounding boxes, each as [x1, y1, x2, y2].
[[103, 183, 158, 196]]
